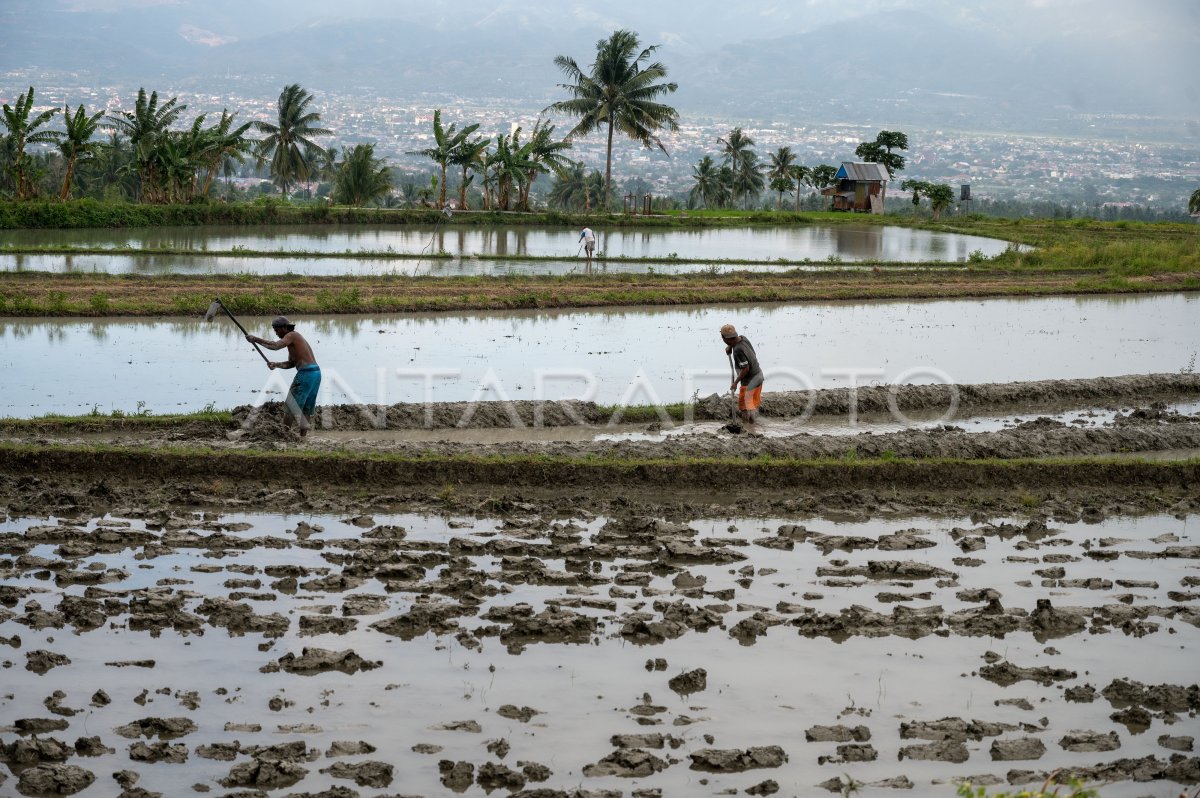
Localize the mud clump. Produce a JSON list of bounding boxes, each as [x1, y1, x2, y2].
[[805, 725, 871, 743], [990, 737, 1047, 761], [1101, 678, 1200, 713], [688, 746, 787, 772], [582, 749, 669, 778], [0, 737, 73, 765], [979, 661, 1077, 687], [496, 705, 541, 723], [271, 647, 382, 675], [899, 740, 970, 763], [667, 668, 707, 696], [438, 760, 475, 790], [220, 758, 308, 790], [318, 760, 393, 788], [24, 649, 70, 674], [17, 764, 95, 796], [1059, 731, 1121, 752], [114, 717, 197, 740]]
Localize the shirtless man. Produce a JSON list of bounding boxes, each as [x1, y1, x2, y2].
[[246, 316, 321, 437]]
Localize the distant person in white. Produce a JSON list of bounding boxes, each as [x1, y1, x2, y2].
[[579, 227, 596, 268]]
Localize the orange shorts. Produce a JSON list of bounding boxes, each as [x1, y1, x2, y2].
[[738, 384, 763, 412]]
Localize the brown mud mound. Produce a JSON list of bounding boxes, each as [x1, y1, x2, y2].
[[225, 373, 1200, 432], [697, 373, 1200, 421]]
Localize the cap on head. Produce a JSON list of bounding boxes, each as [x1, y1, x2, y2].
[[272, 316, 294, 331], [720, 323, 738, 340]]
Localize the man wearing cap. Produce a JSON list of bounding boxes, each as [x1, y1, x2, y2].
[[247, 317, 321, 437], [720, 323, 764, 424]]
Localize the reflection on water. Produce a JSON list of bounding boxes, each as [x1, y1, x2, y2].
[[0, 223, 1012, 275], [0, 252, 888, 277], [1, 293, 1196, 416]]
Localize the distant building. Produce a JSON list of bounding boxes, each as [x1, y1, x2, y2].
[[822, 162, 890, 214]]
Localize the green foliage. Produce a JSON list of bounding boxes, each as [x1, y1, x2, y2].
[[332, 144, 393, 207], [956, 775, 1099, 798], [855, 130, 909, 178]]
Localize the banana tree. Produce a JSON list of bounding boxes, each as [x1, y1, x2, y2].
[[57, 103, 104, 200], [1, 87, 60, 200]]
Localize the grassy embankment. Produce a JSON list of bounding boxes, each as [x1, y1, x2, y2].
[[1, 440, 1196, 494], [0, 402, 691, 431], [0, 201, 1196, 317]]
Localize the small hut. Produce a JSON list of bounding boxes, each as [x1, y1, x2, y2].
[[822, 162, 890, 213]]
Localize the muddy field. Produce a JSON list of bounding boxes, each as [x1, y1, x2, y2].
[[0, 475, 1197, 798], [1, 374, 1199, 797]]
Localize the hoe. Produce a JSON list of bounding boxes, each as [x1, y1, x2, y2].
[[204, 298, 270, 365], [725, 352, 743, 434]]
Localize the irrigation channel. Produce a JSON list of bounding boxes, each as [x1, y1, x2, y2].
[[1, 294, 1197, 417], [0, 224, 1012, 275]]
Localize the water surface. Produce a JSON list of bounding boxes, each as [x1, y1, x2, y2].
[[0, 223, 1012, 275], [1, 293, 1196, 416]]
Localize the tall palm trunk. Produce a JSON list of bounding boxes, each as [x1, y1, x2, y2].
[[459, 165, 470, 211], [604, 110, 615, 211]]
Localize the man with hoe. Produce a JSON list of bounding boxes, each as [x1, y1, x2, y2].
[[579, 226, 597, 269], [246, 317, 321, 437], [721, 323, 763, 426]]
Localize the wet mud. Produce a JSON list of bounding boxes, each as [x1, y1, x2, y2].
[[0, 473, 1197, 796], [1, 373, 1199, 795], [219, 373, 1200, 432]]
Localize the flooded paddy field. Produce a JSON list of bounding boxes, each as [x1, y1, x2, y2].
[[0, 480, 1197, 798], [0, 252, 887, 277], [3, 293, 1198, 417], [0, 223, 1014, 269]]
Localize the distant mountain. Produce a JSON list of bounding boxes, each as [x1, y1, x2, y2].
[[2, 2, 1196, 138]]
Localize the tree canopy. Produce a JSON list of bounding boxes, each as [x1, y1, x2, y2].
[[548, 29, 679, 210]]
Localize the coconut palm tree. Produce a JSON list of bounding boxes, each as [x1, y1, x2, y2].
[[333, 143, 393, 207], [409, 109, 480, 209], [767, 147, 797, 210], [56, 103, 104, 200], [548, 161, 587, 210], [108, 88, 186, 202], [718, 128, 764, 209], [518, 118, 573, 211], [789, 164, 812, 211], [1, 87, 61, 200], [548, 28, 679, 211], [255, 84, 331, 198], [731, 150, 765, 210], [484, 130, 532, 211], [689, 155, 725, 209]]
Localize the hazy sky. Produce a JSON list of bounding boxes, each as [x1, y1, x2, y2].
[[5, 0, 1196, 136], [39, 0, 1200, 51]]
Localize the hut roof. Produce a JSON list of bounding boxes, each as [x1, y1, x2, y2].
[[836, 162, 890, 182]]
